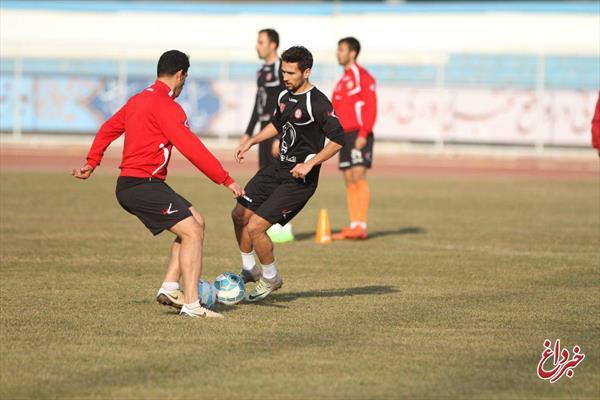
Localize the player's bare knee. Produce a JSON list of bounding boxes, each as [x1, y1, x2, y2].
[[231, 208, 243, 225], [247, 219, 268, 238], [193, 214, 205, 232], [180, 219, 204, 243]]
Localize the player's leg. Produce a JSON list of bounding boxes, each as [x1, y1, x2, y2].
[[350, 133, 374, 239], [245, 179, 316, 302], [231, 203, 262, 283], [168, 215, 222, 318], [156, 236, 184, 309], [333, 132, 358, 239], [157, 207, 206, 310], [232, 165, 280, 283], [351, 165, 369, 231], [245, 213, 282, 302]]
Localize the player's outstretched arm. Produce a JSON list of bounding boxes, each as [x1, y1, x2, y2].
[[290, 141, 343, 179], [234, 122, 279, 163]]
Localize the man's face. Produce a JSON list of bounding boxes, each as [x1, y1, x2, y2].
[[172, 70, 187, 99], [282, 61, 309, 92], [255, 32, 274, 60], [336, 42, 354, 66]]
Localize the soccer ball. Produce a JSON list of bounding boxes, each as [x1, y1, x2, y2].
[[214, 272, 245, 305], [198, 280, 217, 309]]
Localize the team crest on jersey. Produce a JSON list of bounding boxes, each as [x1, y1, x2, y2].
[[280, 103, 286, 112], [294, 108, 303, 119], [346, 81, 354, 90], [266, 72, 273, 80]]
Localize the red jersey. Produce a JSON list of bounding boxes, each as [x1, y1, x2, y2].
[[592, 91, 600, 151], [86, 80, 234, 186], [332, 63, 377, 138]]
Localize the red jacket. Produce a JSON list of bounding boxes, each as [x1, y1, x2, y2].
[[332, 63, 377, 138], [592, 91, 600, 151], [86, 80, 234, 186]]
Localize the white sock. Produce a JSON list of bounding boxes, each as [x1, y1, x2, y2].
[[162, 281, 180, 291], [241, 250, 256, 271], [185, 300, 201, 309], [351, 221, 367, 229], [262, 261, 277, 280]]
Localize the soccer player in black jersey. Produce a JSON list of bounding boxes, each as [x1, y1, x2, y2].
[[232, 46, 345, 302], [241, 29, 285, 168], [242, 29, 295, 243]]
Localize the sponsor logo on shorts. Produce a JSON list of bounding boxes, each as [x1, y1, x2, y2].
[[281, 209, 292, 219], [162, 203, 179, 215], [351, 149, 364, 164]]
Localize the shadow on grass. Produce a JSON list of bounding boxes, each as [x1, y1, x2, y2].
[[250, 285, 399, 308], [292, 226, 426, 241]]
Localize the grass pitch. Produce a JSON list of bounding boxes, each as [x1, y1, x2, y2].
[[1, 171, 598, 399]]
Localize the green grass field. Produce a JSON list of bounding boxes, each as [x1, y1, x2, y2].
[[1, 171, 598, 399]]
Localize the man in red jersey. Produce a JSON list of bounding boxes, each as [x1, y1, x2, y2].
[[592, 91, 600, 157], [331, 37, 377, 240], [72, 50, 244, 318]]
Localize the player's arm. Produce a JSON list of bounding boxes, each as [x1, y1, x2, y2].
[[290, 140, 342, 180], [355, 73, 377, 150], [158, 104, 243, 197], [234, 122, 279, 163], [290, 99, 345, 179], [242, 95, 260, 145], [72, 104, 127, 179]]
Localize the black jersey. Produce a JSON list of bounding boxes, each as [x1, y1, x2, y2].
[[271, 86, 345, 174], [245, 59, 285, 136]]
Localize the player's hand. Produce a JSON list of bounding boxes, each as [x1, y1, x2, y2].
[[227, 182, 245, 198], [290, 163, 313, 180], [234, 141, 252, 163], [355, 136, 367, 150], [239, 134, 251, 146], [271, 139, 280, 158], [71, 164, 94, 180]]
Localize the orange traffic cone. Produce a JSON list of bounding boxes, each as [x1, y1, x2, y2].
[[315, 208, 332, 244]]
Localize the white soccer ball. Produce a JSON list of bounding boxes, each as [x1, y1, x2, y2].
[[198, 279, 217, 309], [214, 272, 245, 305]]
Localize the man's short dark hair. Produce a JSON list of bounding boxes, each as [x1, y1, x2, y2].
[[259, 29, 279, 49], [281, 46, 313, 72], [338, 37, 361, 58], [157, 50, 190, 77]]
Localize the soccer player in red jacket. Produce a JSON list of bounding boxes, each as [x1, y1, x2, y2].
[[592, 91, 600, 157], [72, 50, 244, 318], [331, 37, 377, 240]]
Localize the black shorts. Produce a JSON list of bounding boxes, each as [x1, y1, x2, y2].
[[258, 121, 279, 169], [338, 130, 374, 170], [237, 164, 317, 226], [115, 177, 193, 236]]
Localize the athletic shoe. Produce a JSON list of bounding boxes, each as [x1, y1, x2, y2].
[[344, 226, 368, 240], [156, 287, 184, 310], [332, 226, 353, 240], [180, 304, 223, 318], [240, 264, 262, 283], [246, 275, 283, 302]]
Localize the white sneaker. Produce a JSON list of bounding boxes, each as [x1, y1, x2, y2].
[[156, 287, 184, 310], [180, 304, 224, 318]]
